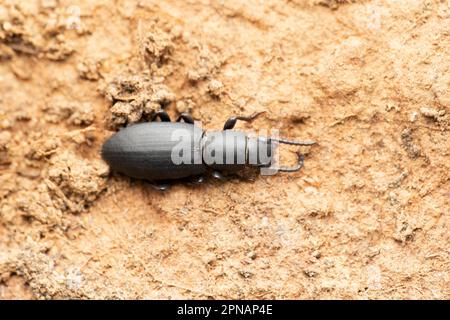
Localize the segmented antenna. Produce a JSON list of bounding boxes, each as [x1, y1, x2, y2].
[[269, 138, 316, 172], [270, 137, 316, 146]]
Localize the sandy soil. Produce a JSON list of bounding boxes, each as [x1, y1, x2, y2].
[[0, 0, 449, 299]]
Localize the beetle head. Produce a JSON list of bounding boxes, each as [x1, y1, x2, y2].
[[247, 136, 275, 167]]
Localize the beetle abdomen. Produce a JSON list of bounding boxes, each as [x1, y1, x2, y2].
[[101, 122, 206, 180]]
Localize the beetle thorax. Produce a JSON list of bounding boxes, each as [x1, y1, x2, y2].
[[202, 131, 274, 170]]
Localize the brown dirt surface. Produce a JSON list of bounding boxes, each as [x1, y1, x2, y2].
[[0, 0, 449, 299]]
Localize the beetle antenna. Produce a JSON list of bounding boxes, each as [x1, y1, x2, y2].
[[270, 137, 316, 146], [270, 153, 305, 172], [267, 138, 316, 172]]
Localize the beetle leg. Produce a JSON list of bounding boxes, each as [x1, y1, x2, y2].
[[187, 175, 204, 185], [149, 181, 171, 191], [176, 113, 195, 124], [223, 111, 265, 130], [194, 175, 205, 183], [151, 110, 171, 122], [211, 171, 225, 180]]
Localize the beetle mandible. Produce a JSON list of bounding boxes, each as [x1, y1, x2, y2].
[[101, 110, 315, 189]]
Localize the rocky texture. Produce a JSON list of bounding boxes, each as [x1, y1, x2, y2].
[[0, 0, 448, 299]]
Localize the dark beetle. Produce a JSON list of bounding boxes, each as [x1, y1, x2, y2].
[[101, 110, 315, 188]]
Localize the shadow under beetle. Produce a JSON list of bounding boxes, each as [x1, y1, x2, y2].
[[101, 110, 315, 189]]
